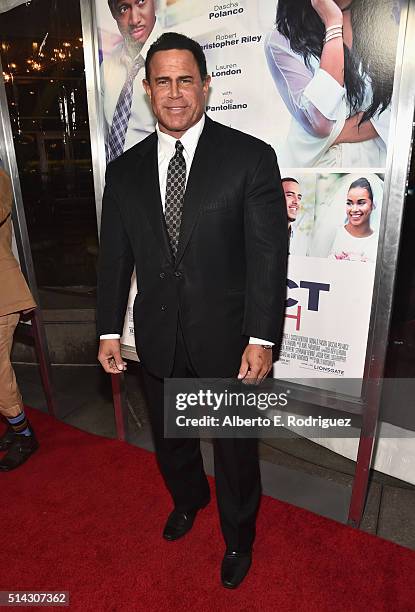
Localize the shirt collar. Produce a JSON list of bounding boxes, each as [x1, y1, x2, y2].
[[156, 114, 205, 162]]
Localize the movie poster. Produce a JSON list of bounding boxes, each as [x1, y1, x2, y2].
[[94, 0, 402, 383]]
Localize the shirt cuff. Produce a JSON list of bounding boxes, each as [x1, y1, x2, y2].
[[249, 337, 274, 346], [302, 68, 345, 120], [100, 334, 121, 339]]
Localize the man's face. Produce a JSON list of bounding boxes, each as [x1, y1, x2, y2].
[[283, 181, 302, 222], [143, 49, 210, 138], [112, 0, 156, 45]]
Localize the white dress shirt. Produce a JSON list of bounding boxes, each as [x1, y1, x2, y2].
[[156, 114, 205, 210], [101, 114, 273, 346]]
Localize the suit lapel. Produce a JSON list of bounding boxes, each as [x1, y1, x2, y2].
[[175, 117, 219, 265], [136, 134, 174, 264]]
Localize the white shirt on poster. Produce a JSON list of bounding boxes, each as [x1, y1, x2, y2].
[[329, 226, 378, 262], [265, 29, 391, 168]]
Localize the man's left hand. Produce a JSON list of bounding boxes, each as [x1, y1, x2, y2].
[[238, 345, 272, 384]]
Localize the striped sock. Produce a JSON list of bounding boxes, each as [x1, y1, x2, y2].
[[7, 411, 31, 436]]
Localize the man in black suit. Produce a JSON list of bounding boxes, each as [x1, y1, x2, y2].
[[97, 32, 288, 589]]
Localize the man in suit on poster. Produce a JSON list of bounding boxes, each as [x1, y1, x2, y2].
[[97, 33, 288, 588], [103, 0, 161, 162]]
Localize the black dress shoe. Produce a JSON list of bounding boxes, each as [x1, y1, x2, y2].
[[163, 509, 198, 541], [221, 551, 252, 589], [0, 433, 39, 472], [0, 427, 16, 452]]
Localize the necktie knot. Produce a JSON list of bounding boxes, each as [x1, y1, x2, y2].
[[175, 140, 184, 155]]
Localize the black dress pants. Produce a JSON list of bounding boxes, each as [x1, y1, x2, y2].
[[140, 322, 261, 552]]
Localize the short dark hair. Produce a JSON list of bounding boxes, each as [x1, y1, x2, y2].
[[108, 0, 116, 13], [281, 177, 299, 185], [145, 32, 208, 81], [348, 177, 374, 202]]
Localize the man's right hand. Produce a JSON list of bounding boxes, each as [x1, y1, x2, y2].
[[98, 339, 127, 374]]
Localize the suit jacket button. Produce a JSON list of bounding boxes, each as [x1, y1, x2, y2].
[[174, 271, 182, 278], [161, 304, 167, 311], [159, 272, 166, 279]]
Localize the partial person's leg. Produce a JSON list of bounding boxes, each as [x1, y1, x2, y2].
[[0, 312, 39, 471], [0, 313, 25, 421]]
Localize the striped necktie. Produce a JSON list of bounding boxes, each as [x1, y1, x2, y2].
[[106, 54, 145, 163]]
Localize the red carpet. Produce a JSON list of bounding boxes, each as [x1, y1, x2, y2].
[[1, 408, 415, 612]]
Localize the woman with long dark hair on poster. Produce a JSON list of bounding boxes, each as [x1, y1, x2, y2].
[[265, 0, 401, 168], [329, 177, 378, 261]]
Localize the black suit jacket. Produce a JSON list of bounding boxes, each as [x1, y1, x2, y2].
[[97, 116, 288, 378]]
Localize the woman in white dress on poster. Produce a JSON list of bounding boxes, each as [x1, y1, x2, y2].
[[265, 0, 401, 168]]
